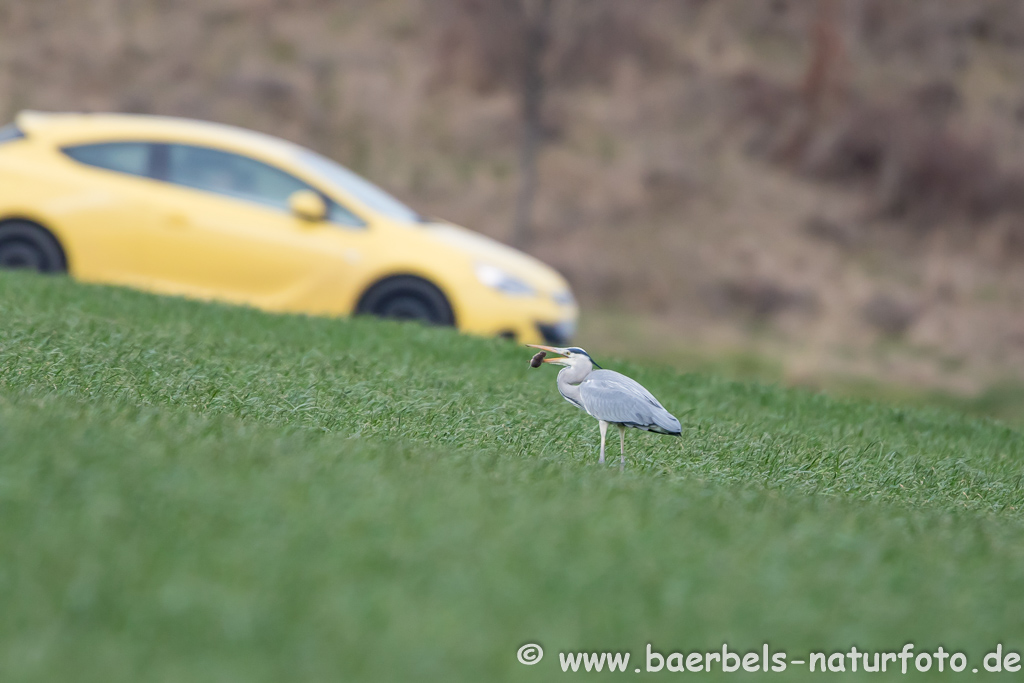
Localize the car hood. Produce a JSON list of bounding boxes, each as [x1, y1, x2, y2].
[[423, 223, 569, 293]]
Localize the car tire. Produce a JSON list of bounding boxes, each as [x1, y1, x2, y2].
[[356, 276, 455, 327], [0, 221, 67, 273]]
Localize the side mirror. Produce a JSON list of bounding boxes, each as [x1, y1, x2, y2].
[[288, 190, 328, 222]]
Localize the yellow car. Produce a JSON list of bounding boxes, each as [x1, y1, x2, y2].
[[0, 111, 577, 344]]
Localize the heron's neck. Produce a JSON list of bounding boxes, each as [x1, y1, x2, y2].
[[556, 362, 592, 407]]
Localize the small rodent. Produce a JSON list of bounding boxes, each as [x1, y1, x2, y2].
[[529, 351, 546, 368]]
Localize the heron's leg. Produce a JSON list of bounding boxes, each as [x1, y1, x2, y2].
[[618, 424, 626, 472], [598, 420, 608, 465]]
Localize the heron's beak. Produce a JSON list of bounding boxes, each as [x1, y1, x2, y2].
[[526, 343, 570, 365], [526, 344, 569, 356]]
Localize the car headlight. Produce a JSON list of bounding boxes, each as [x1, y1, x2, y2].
[[474, 263, 536, 296]]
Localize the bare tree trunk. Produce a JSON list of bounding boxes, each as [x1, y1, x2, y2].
[[802, 0, 847, 119], [512, 0, 552, 250], [779, 0, 848, 164]]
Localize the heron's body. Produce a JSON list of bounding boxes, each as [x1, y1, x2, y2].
[[528, 344, 681, 469]]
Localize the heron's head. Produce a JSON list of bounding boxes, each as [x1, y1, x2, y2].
[[526, 344, 601, 369]]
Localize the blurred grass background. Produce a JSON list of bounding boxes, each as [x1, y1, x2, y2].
[[4, 0, 1024, 419]]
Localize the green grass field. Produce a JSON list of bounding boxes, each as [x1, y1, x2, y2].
[[1, 272, 1023, 682]]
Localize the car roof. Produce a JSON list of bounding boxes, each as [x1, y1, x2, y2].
[[16, 111, 303, 165]]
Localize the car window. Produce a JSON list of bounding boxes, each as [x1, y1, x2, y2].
[[0, 123, 25, 145], [165, 144, 364, 226], [326, 202, 364, 226], [167, 144, 306, 210], [297, 150, 424, 223], [63, 142, 153, 177]]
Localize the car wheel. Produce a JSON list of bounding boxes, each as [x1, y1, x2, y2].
[[0, 221, 67, 273], [356, 276, 455, 326]]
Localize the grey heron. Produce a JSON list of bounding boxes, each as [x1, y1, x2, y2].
[[527, 344, 681, 470]]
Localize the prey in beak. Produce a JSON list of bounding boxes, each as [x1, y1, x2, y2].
[[525, 344, 600, 369], [526, 344, 571, 366]]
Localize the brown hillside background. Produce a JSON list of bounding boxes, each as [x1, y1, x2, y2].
[[4, 0, 1024, 419]]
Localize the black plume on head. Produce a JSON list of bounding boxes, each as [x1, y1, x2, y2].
[[567, 347, 601, 369]]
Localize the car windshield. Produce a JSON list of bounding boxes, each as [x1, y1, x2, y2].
[[297, 150, 424, 224]]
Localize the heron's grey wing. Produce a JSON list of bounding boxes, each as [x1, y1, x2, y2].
[[578, 370, 681, 435]]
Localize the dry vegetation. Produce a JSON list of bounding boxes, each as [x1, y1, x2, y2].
[[3, 0, 1024, 407]]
